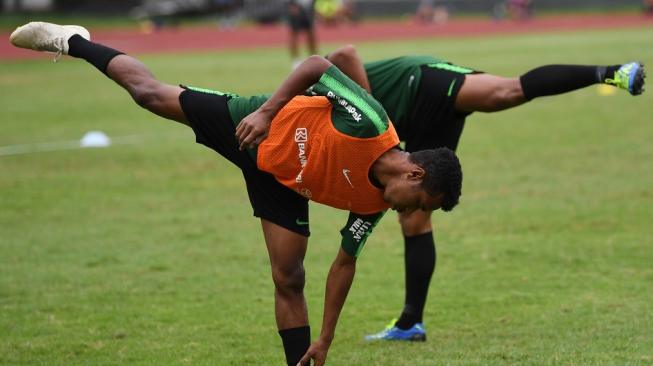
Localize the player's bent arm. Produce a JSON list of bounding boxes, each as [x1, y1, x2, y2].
[[235, 55, 333, 149], [299, 248, 357, 366], [326, 45, 372, 93]]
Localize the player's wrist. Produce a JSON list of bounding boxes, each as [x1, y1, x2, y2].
[[257, 101, 282, 120], [317, 333, 334, 345]]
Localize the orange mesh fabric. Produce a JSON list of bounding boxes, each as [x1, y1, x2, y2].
[[258, 96, 399, 214]]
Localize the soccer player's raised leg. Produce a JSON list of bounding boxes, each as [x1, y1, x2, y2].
[[366, 61, 645, 342], [10, 21, 186, 124], [261, 220, 311, 365], [456, 63, 646, 112]]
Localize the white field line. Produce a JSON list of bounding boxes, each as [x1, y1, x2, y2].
[[0, 134, 150, 157]]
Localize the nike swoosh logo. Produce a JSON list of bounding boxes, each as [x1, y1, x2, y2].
[[296, 219, 309, 226], [342, 169, 354, 188]]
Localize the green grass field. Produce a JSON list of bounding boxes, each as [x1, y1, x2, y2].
[[1, 27, 652, 365]]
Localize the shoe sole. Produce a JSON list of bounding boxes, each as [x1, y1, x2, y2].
[[408, 333, 426, 341], [365, 333, 426, 341], [630, 62, 646, 95]]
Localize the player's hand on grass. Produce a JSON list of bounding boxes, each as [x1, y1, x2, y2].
[[297, 338, 331, 366], [235, 109, 272, 150]]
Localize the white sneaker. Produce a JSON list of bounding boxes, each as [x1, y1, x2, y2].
[[9, 21, 90, 61]]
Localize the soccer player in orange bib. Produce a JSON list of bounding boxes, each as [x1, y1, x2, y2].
[[10, 22, 462, 366]]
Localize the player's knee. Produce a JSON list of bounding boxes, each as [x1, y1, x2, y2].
[[272, 265, 306, 296], [398, 212, 432, 236], [130, 82, 163, 111], [488, 79, 525, 111]]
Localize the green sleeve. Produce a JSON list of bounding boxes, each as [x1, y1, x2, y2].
[[340, 210, 387, 257], [309, 65, 390, 138], [226, 94, 271, 127]]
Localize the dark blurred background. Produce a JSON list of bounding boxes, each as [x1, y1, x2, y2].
[[2, 0, 645, 17]]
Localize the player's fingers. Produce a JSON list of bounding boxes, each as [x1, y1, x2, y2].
[[236, 125, 252, 146], [235, 120, 245, 136], [238, 130, 252, 150], [239, 134, 252, 150], [235, 123, 248, 141], [296, 351, 312, 366], [236, 119, 253, 139], [241, 129, 263, 150]]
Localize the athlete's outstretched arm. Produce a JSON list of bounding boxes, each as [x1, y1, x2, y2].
[[298, 248, 357, 366], [326, 45, 371, 92], [235, 55, 332, 150]]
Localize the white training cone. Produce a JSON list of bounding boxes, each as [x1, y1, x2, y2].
[[80, 131, 111, 148]]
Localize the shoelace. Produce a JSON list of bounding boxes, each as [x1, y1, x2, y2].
[[53, 37, 64, 63], [37, 37, 65, 63]]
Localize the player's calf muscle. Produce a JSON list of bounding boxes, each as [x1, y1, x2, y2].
[[106, 57, 185, 123]]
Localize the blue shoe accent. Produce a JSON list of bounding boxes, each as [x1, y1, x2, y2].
[[606, 62, 646, 95], [625, 62, 646, 95], [364, 321, 426, 342]]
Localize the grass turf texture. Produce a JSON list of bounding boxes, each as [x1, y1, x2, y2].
[[1, 28, 652, 365]]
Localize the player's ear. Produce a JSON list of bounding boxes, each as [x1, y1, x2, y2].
[[407, 166, 425, 181]]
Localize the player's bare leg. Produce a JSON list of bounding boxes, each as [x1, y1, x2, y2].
[[10, 21, 187, 124], [261, 219, 311, 366], [455, 74, 525, 112], [456, 63, 646, 113], [104, 55, 186, 123]]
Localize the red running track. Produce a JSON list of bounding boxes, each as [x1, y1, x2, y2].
[[2, 13, 652, 60]]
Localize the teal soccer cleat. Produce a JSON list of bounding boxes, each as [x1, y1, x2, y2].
[[605, 62, 646, 95], [364, 319, 426, 342]]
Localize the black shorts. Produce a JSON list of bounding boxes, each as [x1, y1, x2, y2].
[[179, 88, 310, 237], [403, 65, 481, 153], [288, 2, 315, 31]]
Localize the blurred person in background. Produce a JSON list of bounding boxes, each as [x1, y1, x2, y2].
[[288, 0, 318, 69], [493, 0, 532, 21], [414, 0, 449, 25], [507, 0, 532, 21], [326, 44, 645, 342], [315, 0, 357, 26], [644, 0, 653, 15]]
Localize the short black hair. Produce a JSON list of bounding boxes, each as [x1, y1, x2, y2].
[[408, 148, 462, 212]]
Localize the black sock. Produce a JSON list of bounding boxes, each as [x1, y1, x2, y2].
[[279, 326, 310, 366], [396, 232, 436, 330], [600, 65, 622, 82], [519, 64, 620, 101], [67, 34, 123, 76]]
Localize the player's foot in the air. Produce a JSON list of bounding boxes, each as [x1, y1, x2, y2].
[[605, 62, 646, 95], [9, 21, 90, 61], [364, 319, 426, 341]]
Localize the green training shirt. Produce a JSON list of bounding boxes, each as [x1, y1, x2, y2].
[[364, 55, 446, 130]]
